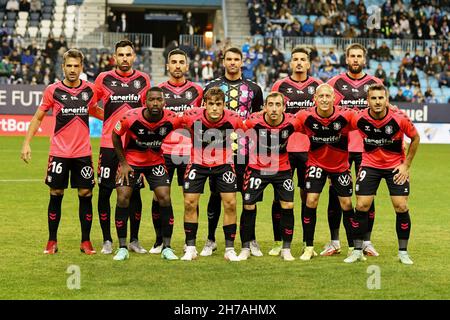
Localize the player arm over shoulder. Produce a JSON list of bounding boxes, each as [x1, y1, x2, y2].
[[89, 103, 104, 120], [393, 120, 420, 185], [20, 108, 47, 163]]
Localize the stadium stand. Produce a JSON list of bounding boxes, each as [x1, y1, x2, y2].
[[0, 0, 448, 102]]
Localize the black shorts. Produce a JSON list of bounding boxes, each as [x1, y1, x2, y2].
[[243, 168, 294, 205], [209, 161, 247, 193], [355, 166, 410, 196], [289, 152, 308, 188], [97, 147, 119, 189], [115, 164, 171, 190], [305, 165, 353, 197], [164, 154, 189, 186], [349, 152, 362, 177], [98, 147, 144, 190], [184, 163, 237, 194], [45, 155, 95, 189]]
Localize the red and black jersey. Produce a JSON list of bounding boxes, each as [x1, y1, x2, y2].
[[204, 76, 263, 120], [327, 72, 383, 152], [181, 108, 246, 167], [95, 69, 151, 148], [158, 80, 203, 156], [113, 108, 182, 167], [350, 108, 418, 169], [39, 80, 97, 158], [296, 107, 355, 172], [158, 80, 203, 113], [272, 76, 323, 153], [245, 112, 301, 172]]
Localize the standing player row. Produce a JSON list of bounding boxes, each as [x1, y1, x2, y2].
[[20, 41, 418, 265]]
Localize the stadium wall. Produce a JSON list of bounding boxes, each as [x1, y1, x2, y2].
[[0, 86, 449, 143]]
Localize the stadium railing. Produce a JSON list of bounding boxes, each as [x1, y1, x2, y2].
[[18, 32, 153, 50], [178, 34, 447, 53]]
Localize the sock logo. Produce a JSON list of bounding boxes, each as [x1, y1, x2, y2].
[[85, 214, 92, 221], [115, 221, 124, 228], [400, 223, 409, 230], [303, 217, 311, 224], [100, 213, 108, 221], [49, 213, 57, 220], [284, 229, 293, 235]]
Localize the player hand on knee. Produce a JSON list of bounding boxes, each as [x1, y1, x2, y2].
[[392, 163, 409, 185]]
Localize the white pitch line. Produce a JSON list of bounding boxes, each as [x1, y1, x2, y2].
[[0, 179, 42, 182]]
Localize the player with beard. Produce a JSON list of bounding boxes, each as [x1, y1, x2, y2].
[[112, 87, 182, 261], [21, 49, 103, 255], [201, 47, 264, 258], [269, 47, 322, 256], [345, 84, 419, 264], [147, 49, 203, 254], [95, 40, 151, 255], [324, 44, 383, 258]]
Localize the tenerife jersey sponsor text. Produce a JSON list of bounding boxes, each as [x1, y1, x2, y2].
[[158, 80, 203, 156], [350, 108, 418, 169], [95, 69, 151, 148], [271, 76, 322, 152], [204, 76, 263, 120], [181, 108, 246, 167], [296, 107, 355, 172], [113, 108, 182, 167], [327, 73, 383, 152], [39, 80, 97, 158], [245, 112, 301, 172]]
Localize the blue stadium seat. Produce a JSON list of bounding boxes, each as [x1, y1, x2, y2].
[[43, 0, 55, 6], [5, 20, 15, 28], [0, 12, 5, 22], [0, 0, 7, 10], [42, 6, 53, 14], [348, 15, 358, 26], [296, 15, 308, 25], [389, 86, 398, 98], [7, 12, 17, 21], [30, 12, 40, 21]]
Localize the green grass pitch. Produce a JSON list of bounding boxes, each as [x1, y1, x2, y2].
[[1, 136, 449, 299]]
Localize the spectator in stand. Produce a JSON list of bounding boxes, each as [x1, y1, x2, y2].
[[318, 59, 337, 82], [386, 71, 397, 87], [402, 85, 413, 102], [324, 48, 339, 67], [392, 88, 406, 102], [202, 56, 214, 83], [255, 62, 268, 92], [396, 65, 408, 87], [402, 52, 414, 70], [438, 68, 449, 87], [412, 49, 424, 70], [412, 88, 425, 103], [6, 0, 19, 11], [1, 40, 12, 58], [19, 0, 30, 12], [189, 59, 201, 83], [55, 35, 68, 53], [0, 56, 12, 84], [374, 63, 387, 85], [302, 18, 315, 36], [21, 48, 34, 67], [29, 0, 41, 12], [378, 42, 393, 61], [408, 68, 420, 87], [367, 42, 378, 61]]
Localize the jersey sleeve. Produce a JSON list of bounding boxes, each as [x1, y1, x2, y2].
[[271, 79, 282, 92], [295, 110, 307, 133], [94, 74, 105, 102], [251, 84, 264, 113], [326, 76, 344, 105], [38, 86, 55, 112], [194, 84, 204, 107], [113, 115, 130, 136], [399, 113, 418, 139]]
